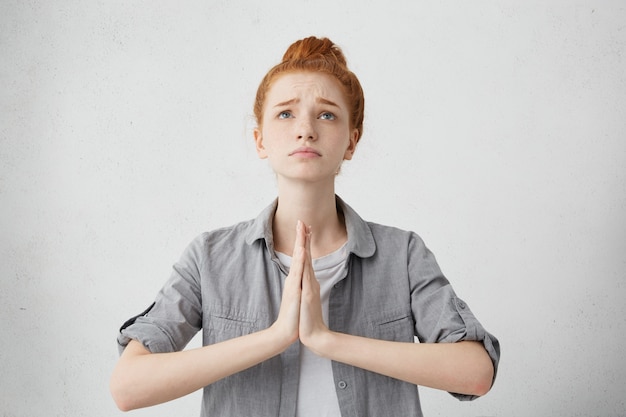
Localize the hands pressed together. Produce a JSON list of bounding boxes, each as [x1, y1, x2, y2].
[[112, 221, 495, 412], [110, 220, 336, 411], [273, 220, 330, 355]]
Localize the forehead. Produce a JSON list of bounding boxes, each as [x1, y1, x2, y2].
[[266, 72, 347, 107]]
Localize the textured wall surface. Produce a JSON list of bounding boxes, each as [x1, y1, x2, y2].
[[1, 1, 625, 416]]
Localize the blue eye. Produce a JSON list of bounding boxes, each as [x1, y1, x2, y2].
[[319, 112, 335, 120], [278, 111, 292, 119]]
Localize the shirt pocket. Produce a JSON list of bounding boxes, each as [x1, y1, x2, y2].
[[367, 308, 414, 342], [205, 309, 259, 344]]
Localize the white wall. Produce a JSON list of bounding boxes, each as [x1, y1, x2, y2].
[[1, 1, 625, 416]]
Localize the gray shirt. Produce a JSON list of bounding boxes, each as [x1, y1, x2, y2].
[[118, 196, 500, 417]]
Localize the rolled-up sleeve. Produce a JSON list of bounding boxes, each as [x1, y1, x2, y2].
[[408, 233, 500, 401], [117, 234, 206, 354]]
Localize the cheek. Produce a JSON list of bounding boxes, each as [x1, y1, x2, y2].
[[260, 128, 279, 148]]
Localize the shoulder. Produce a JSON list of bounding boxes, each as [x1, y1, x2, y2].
[[193, 218, 257, 249], [366, 221, 411, 237], [365, 221, 436, 267], [177, 199, 276, 264], [179, 218, 258, 262], [338, 196, 429, 259], [366, 221, 425, 247]]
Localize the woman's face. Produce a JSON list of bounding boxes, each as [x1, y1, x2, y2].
[[254, 71, 359, 184]]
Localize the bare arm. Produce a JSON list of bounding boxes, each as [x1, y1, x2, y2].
[[308, 333, 493, 396], [298, 227, 494, 397], [110, 221, 310, 411], [110, 326, 292, 411]]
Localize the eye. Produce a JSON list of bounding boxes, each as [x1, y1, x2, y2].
[[278, 111, 292, 119], [319, 112, 336, 120]]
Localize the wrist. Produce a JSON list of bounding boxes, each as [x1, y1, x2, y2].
[[267, 321, 298, 353], [303, 329, 337, 358]]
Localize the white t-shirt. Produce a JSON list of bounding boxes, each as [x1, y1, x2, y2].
[[276, 242, 348, 417]]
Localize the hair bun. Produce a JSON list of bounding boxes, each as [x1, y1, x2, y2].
[[282, 36, 348, 67]]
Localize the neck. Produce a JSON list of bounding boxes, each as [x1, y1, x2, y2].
[[272, 179, 346, 258]]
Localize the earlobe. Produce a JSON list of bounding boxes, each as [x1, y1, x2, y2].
[[254, 128, 268, 159]]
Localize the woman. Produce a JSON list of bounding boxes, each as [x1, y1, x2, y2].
[[110, 36, 500, 417]]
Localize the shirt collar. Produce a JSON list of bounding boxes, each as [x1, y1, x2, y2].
[[244, 195, 376, 259]]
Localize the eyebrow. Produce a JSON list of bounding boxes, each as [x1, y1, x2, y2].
[[273, 98, 340, 108], [317, 98, 340, 107]]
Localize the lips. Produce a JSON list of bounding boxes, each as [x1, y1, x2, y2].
[[289, 147, 321, 157]]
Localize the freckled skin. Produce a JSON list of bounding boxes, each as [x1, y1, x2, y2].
[[254, 72, 359, 185]]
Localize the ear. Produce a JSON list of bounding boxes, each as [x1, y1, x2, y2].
[[254, 128, 268, 159], [343, 128, 359, 160]]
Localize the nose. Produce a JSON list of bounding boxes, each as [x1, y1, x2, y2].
[[296, 117, 317, 141]]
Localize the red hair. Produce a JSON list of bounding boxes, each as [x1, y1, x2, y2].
[[254, 37, 365, 141]]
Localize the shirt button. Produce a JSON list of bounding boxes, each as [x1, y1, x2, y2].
[[334, 282, 343, 289], [338, 380, 347, 389], [458, 300, 466, 309]]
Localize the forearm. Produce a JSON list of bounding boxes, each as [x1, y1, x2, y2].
[[313, 332, 494, 396], [110, 325, 293, 411]]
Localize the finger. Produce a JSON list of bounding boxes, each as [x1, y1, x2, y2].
[[288, 245, 305, 284], [302, 253, 318, 297], [294, 220, 306, 253], [285, 221, 305, 282], [301, 225, 313, 273], [305, 225, 312, 257], [301, 229, 317, 298]]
